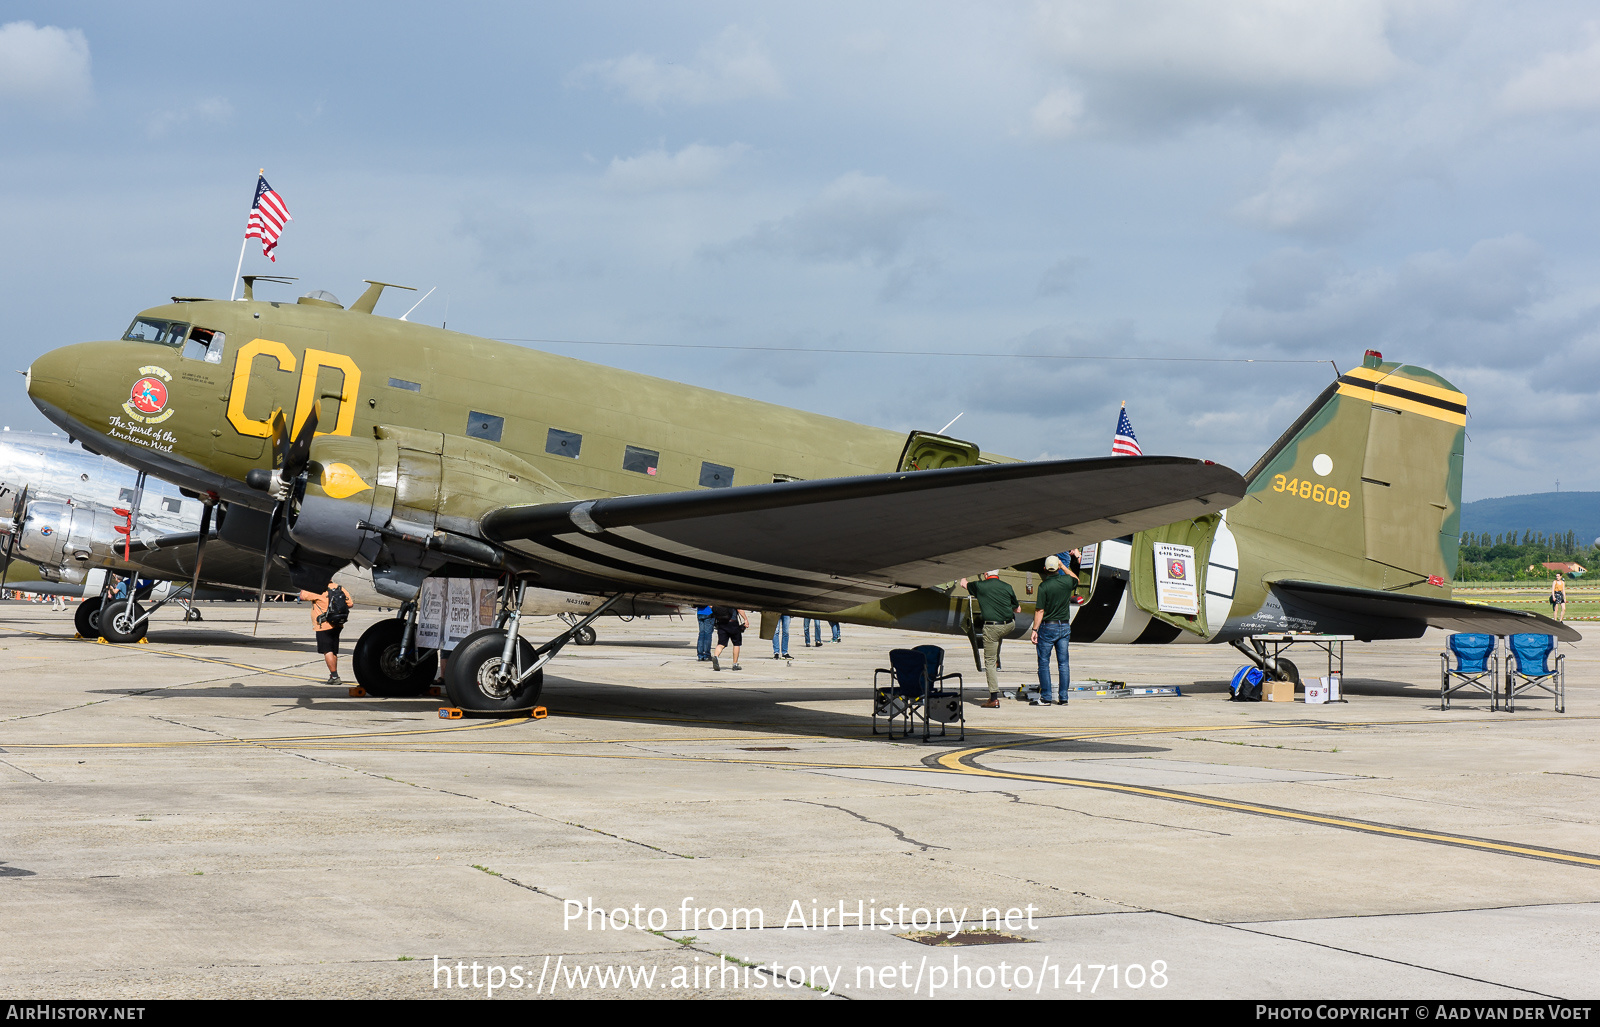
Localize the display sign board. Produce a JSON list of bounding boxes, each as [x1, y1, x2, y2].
[[1153, 542, 1199, 616], [415, 578, 498, 651], [1080, 543, 1097, 575]]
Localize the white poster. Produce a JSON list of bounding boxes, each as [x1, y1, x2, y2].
[[416, 578, 499, 651], [415, 578, 446, 649], [1153, 542, 1199, 616]]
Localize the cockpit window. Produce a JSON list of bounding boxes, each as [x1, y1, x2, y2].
[[183, 327, 226, 364], [122, 318, 189, 348]]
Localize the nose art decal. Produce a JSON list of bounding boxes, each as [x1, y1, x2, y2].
[[121, 366, 175, 424]]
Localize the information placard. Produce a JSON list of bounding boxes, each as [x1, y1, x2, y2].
[[1153, 542, 1199, 616]]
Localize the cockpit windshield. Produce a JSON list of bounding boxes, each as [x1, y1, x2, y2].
[[122, 318, 189, 347]]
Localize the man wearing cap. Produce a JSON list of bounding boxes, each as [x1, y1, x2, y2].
[[960, 571, 1020, 709], [1031, 555, 1074, 706]]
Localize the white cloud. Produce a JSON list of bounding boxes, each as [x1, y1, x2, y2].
[[573, 26, 782, 107], [717, 172, 944, 266], [1497, 29, 1600, 116], [603, 143, 748, 192], [0, 21, 91, 115], [146, 97, 233, 138], [1031, 0, 1402, 133]]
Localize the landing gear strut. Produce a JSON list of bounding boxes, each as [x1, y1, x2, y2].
[[1231, 638, 1301, 687], [444, 580, 625, 715]]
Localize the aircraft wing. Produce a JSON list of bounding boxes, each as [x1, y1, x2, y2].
[[481, 456, 1245, 612], [1272, 579, 1583, 643], [125, 532, 299, 594]]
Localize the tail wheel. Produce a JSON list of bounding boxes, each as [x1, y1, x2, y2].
[[574, 625, 597, 646], [99, 600, 146, 644], [352, 618, 438, 697], [444, 628, 542, 714], [74, 596, 104, 639], [1275, 658, 1301, 688]]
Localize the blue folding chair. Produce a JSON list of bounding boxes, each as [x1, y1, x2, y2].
[[1440, 632, 1498, 711], [1506, 633, 1565, 713], [872, 647, 964, 741]]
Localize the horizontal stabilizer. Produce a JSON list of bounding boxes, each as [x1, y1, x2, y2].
[[1272, 579, 1581, 643], [482, 456, 1246, 611]]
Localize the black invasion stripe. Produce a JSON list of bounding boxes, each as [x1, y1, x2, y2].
[[1069, 573, 1126, 643], [1133, 618, 1183, 644], [520, 534, 888, 607], [1337, 375, 1466, 415], [600, 527, 869, 592]]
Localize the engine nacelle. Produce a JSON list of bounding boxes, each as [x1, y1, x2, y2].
[[11, 496, 120, 583], [286, 425, 571, 568]]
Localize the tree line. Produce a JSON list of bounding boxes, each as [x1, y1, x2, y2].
[[1455, 530, 1594, 582]]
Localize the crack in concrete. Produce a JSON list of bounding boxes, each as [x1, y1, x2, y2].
[[786, 799, 949, 852], [267, 748, 696, 859], [992, 789, 1234, 838]]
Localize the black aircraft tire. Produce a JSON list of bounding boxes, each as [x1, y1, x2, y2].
[[74, 597, 103, 639], [444, 629, 543, 714], [1276, 658, 1301, 689], [100, 600, 146, 644], [352, 619, 438, 698], [574, 625, 597, 646]]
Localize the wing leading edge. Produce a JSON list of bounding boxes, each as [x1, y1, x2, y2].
[[1272, 579, 1582, 643], [481, 456, 1246, 612]]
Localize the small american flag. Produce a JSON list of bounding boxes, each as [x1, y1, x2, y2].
[[244, 173, 292, 262], [1112, 403, 1142, 456]]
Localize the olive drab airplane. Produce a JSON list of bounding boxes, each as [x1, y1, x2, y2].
[[0, 430, 678, 679], [25, 279, 1571, 713]]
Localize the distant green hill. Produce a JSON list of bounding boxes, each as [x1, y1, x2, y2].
[[1461, 492, 1600, 546]]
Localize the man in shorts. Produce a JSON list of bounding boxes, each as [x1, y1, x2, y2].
[[710, 606, 747, 671], [299, 581, 351, 685]]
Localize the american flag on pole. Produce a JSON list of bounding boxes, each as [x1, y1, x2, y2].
[[244, 173, 291, 262], [1112, 402, 1143, 456]]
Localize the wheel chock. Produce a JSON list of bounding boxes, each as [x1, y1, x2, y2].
[[95, 637, 109, 645], [439, 707, 464, 719], [347, 686, 368, 698], [429, 686, 445, 697], [74, 633, 83, 640], [530, 706, 548, 720], [136, 638, 150, 645]]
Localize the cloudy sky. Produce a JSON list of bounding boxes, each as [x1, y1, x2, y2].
[[3, 1, 1597, 500]]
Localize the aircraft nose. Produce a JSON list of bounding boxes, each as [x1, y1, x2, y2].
[[26, 346, 81, 419]]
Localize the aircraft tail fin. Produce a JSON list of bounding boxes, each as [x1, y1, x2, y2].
[[1231, 352, 1466, 586]]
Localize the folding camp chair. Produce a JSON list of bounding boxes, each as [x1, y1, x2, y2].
[[1440, 632, 1498, 711], [872, 647, 964, 741], [1505, 633, 1565, 713]]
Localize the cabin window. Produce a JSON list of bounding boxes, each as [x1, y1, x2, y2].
[[545, 428, 581, 458], [465, 411, 504, 443], [623, 446, 659, 476], [117, 488, 135, 502], [699, 462, 733, 489], [387, 377, 422, 392], [162, 497, 182, 514], [183, 328, 225, 364], [122, 318, 188, 348]]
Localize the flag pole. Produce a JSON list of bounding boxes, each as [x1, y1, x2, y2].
[[228, 169, 263, 301]]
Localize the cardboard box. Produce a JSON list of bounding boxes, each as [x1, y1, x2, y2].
[[1262, 677, 1295, 702], [1305, 680, 1328, 704]]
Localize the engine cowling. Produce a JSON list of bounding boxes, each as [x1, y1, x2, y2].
[[286, 425, 572, 568], [12, 496, 119, 583]]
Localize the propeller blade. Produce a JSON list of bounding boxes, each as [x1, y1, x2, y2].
[[268, 408, 289, 470], [252, 500, 281, 637], [0, 484, 28, 596], [187, 496, 215, 612], [282, 400, 320, 478]]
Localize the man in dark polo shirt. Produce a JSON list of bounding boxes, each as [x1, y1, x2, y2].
[[960, 570, 1020, 709], [1030, 554, 1075, 706]]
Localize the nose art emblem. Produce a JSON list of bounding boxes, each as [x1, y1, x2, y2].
[[122, 366, 175, 424]]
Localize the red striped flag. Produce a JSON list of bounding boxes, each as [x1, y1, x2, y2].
[[244, 174, 291, 262], [1112, 403, 1143, 456]]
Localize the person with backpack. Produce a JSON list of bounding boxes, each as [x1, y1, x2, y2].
[[300, 580, 353, 685]]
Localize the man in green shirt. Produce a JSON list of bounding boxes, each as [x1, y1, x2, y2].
[[961, 570, 1020, 708], [1030, 554, 1075, 706]]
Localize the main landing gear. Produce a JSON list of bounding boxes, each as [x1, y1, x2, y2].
[[444, 580, 625, 716], [1230, 638, 1301, 688], [351, 603, 439, 698]]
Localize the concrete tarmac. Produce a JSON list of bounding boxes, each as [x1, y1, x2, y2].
[[0, 602, 1596, 1000]]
